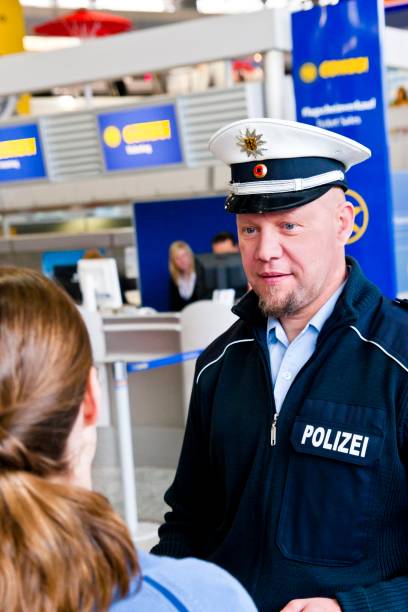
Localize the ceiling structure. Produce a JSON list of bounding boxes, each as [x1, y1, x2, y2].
[[19, 1, 408, 36], [21, 5, 200, 35]]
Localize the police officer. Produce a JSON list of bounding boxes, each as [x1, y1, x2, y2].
[[152, 119, 408, 612]]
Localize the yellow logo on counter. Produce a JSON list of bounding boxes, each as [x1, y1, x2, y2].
[[123, 119, 171, 144], [299, 57, 369, 83], [347, 189, 369, 245], [0, 137, 37, 160], [299, 63, 318, 84], [103, 126, 122, 148], [103, 119, 172, 148]]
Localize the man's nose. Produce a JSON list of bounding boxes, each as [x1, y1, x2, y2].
[[256, 229, 283, 261]]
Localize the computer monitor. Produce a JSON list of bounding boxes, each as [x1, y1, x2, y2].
[[42, 249, 86, 303], [77, 258, 122, 311], [53, 263, 82, 303], [196, 252, 248, 298]]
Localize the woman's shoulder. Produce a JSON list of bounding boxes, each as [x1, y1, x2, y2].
[[111, 550, 257, 611]]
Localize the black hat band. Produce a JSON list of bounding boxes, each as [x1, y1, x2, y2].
[[225, 180, 348, 214]]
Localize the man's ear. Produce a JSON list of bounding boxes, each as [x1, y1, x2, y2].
[[338, 199, 355, 245], [82, 366, 100, 426]]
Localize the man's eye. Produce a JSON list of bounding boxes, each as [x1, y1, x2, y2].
[[283, 223, 297, 231], [242, 227, 257, 235]]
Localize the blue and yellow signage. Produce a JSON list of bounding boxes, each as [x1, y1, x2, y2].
[[0, 123, 46, 183], [98, 104, 183, 172], [299, 57, 369, 84], [292, 0, 396, 296]]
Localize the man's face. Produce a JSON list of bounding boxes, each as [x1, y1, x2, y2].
[[237, 189, 352, 319], [212, 239, 238, 255]]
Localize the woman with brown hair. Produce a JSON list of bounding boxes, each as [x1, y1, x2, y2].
[[168, 240, 208, 311], [0, 266, 256, 612]]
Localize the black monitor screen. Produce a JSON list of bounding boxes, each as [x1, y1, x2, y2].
[[196, 253, 248, 298], [53, 264, 82, 303]]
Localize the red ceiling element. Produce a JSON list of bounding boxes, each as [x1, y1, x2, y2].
[[232, 60, 256, 72], [34, 8, 133, 38], [384, 0, 408, 7]]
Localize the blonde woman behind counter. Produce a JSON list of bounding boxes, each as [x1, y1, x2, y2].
[[168, 240, 208, 311]]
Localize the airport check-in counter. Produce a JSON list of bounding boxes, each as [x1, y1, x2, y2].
[[80, 308, 185, 540], [94, 311, 186, 468], [81, 301, 237, 538], [85, 302, 238, 467]]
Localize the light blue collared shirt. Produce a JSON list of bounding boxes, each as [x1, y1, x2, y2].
[[267, 282, 346, 414]]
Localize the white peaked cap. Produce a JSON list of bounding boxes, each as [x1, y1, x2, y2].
[[209, 118, 371, 171]]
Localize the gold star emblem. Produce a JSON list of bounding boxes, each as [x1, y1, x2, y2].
[[236, 128, 267, 159]]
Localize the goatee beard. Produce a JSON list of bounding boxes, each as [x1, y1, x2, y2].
[[258, 291, 300, 319]]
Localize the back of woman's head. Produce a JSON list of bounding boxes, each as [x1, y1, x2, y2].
[[0, 266, 91, 475], [0, 267, 138, 611]]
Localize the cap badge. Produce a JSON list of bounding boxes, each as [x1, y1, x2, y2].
[[253, 163, 267, 179], [236, 128, 267, 159]]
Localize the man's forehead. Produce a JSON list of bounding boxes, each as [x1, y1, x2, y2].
[[237, 208, 301, 223]]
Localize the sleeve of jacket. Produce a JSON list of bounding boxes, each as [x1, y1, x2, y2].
[[336, 577, 408, 611], [151, 365, 217, 559], [336, 386, 408, 612]]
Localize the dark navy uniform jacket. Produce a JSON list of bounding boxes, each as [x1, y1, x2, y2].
[[152, 258, 408, 612]]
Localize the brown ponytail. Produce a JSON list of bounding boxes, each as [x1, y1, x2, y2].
[[0, 267, 139, 611]]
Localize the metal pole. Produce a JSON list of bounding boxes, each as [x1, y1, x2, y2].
[[83, 83, 94, 108], [225, 59, 234, 88], [112, 361, 138, 540], [263, 48, 285, 118]]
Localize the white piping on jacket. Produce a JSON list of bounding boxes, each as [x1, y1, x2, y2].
[[195, 338, 255, 384], [350, 325, 408, 374]]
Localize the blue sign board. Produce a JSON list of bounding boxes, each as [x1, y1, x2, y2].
[[292, 0, 396, 296], [0, 123, 46, 183], [98, 104, 183, 172]]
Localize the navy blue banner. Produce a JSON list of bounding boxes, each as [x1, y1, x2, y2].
[[292, 0, 396, 296], [0, 123, 46, 183], [98, 103, 183, 173]]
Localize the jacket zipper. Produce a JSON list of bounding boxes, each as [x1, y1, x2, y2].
[[268, 318, 353, 448], [270, 412, 278, 446], [251, 325, 279, 449]]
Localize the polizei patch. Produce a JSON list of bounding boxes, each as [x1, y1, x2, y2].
[[291, 419, 384, 465], [301, 425, 369, 457]]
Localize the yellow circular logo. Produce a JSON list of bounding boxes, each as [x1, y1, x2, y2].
[[299, 62, 318, 84], [103, 125, 122, 148], [346, 189, 369, 245]]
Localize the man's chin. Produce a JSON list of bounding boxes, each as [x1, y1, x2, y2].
[[258, 291, 300, 319]]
